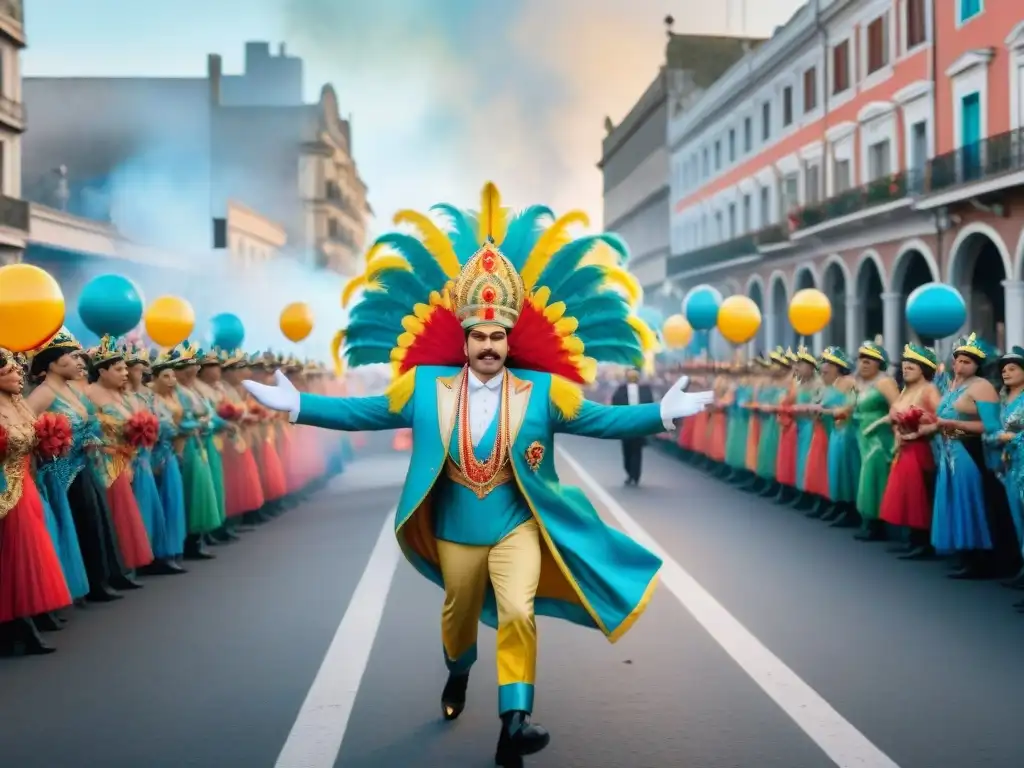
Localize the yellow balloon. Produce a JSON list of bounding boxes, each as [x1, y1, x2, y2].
[[662, 314, 693, 349], [144, 296, 195, 348], [717, 295, 762, 345], [0, 264, 66, 352], [788, 289, 832, 336], [280, 302, 314, 343]]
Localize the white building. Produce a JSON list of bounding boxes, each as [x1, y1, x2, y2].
[[0, 0, 27, 263]]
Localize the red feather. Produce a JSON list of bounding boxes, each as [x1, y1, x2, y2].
[[398, 306, 466, 373], [508, 301, 584, 382]]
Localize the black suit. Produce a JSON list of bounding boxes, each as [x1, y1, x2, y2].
[[611, 382, 654, 484]]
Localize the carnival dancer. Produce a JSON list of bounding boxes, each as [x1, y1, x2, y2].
[[722, 360, 749, 484], [851, 339, 899, 542], [753, 350, 788, 497], [125, 343, 184, 575], [243, 182, 713, 766], [0, 347, 73, 656], [214, 349, 265, 529], [26, 329, 129, 601], [193, 349, 238, 542], [84, 336, 154, 574], [246, 353, 290, 518], [149, 349, 189, 566], [814, 348, 860, 526], [789, 346, 822, 511], [878, 345, 941, 558], [988, 347, 1024, 594], [771, 349, 799, 504], [737, 357, 768, 490]]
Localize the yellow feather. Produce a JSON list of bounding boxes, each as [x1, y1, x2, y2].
[[627, 315, 659, 353], [365, 254, 411, 281], [330, 330, 345, 376], [397, 332, 416, 349], [385, 367, 417, 413], [543, 301, 566, 322], [363, 242, 385, 266], [554, 317, 579, 336], [401, 315, 425, 334], [602, 266, 642, 307], [521, 210, 590, 289], [579, 241, 622, 269], [561, 336, 584, 355], [393, 209, 460, 278], [576, 356, 598, 383], [479, 181, 508, 246], [549, 375, 584, 421], [341, 275, 366, 308], [530, 287, 551, 308], [390, 347, 407, 362], [412, 302, 432, 320]]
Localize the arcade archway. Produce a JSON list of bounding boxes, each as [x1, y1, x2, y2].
[[746, 277, 766, 353], [855, 252, 885, 344], [949, 227, 1010, 347], [821, 258, 848, 349], [892, 243, 940, 345], [769, 272, 793, 350]]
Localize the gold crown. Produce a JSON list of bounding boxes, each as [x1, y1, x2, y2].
[[452, 240, 524, 330]]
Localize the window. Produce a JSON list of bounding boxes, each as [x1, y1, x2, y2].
[[714, 140, 721, 170], [714, 211, 723, 241], [866, 15, 889, 75], [728, 203, 736, 238], [782, 174, 799, 212], [833, 40, 850, 94], [906, 0, 926, 49], [958, 0, 982, 25], [742, 194, 752, 233], [762, 101, 771, 141], [803, 67, 817, 113], [782, 86, 793, 126], [868, 140, 891, 181], [702, 148, 709, 177], [728, 129, 736, 163], [743, 117, 752, 152], [805, 164, 820, 204], [909, 121, 927, 191], [834, 159, 851, 193], [759, 185, 770, 226]]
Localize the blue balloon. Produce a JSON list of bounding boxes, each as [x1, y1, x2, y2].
[[683, 285, 722, 331], [77, 274, 144, 337], [905, 283, 966, 339], [210, 312, 245, 350]]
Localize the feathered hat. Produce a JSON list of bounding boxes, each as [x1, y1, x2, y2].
[[123, 341, 151, 366], [31, 326, 83, 357], [338, 181, 656, 412], [820, 346, 852, 371], [858, 335, 889, 367], [91, 335, 125, 365], [952, 332, 995, 363], [768, 346, 791, 366], [0, 346, 27, 371], [170, 340, 200, 368], [902, 343, 938, 370], [198, 347, 222, 367], [796, 345, 817, 366], [998, 345, 1024, 370], [220, 348, 248, 368]]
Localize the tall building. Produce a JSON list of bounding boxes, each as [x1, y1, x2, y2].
[[21, 41, 371, 276], [664, 0, 1024, 358], [0, 0, 28, 263]]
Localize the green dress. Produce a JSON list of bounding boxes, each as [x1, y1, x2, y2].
[[725, 384, 751, 469], [853, 384, 894, 519], [176, 386, 222, 535], [192, 386, 227, 526], [755, 385, 781, 479], [794, 384, 819, 490]]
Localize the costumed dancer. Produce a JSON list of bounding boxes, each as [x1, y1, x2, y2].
[[815, 348, 860, 526], [0, 348, 72, 656], [706, 364, 730, 476], [242, 182, 713, 766], [723, 359, 750, 484], [771, 349, 799, 504], [214, 349, 265, 529], [754, 351, 787, 497], [738, 357, 767, 490], [192, 348, 232, 542], [789, 346, 822, 511], [85, 336, 154, 575], [26, 329, 129, 601], [149, 349, 189, 566], [988, 347, 1024, 597], [851, 339, 899, 542], [246, 353, 289, 518], [125, 343, 184, 575]]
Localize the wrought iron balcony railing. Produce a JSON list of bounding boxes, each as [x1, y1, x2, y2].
[[925, 128, 1024, 195], [666, 224, 786, 277], [791, 171, 908, 231]]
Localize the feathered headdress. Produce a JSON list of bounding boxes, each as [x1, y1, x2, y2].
[[820, 346, 852, 371], [91, 335, 125, 365], [340, 181, 654, 396], [858, 335, 889, 367], [902, 343, 938, 370]]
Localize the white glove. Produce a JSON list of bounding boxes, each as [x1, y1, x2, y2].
[[242, 370, 301, 422], [659, 374, 715, 429]]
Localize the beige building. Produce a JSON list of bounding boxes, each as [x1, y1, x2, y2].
[[0, 0, 28, 262], [225, 199, 286, 267]]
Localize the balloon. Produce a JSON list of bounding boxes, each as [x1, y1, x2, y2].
[[788, 288, 832, 336], [210, 312, 245, 350], [683, 285, 722, 331], [77, 274, 144, 337], [0, 264, 66, 352], [717, 295, 762, 345], [662, 314, 693, 349], [905, 283, 966, 339], [144, 296, 195, 348], [280, 302, 314, 343]]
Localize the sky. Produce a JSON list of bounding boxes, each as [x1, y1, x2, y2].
[[24, 0, 805, 234]]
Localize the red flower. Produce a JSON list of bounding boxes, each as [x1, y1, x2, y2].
[[217, 401, 243, 421], [35, 412, 73, 459], [894, 406, 934, 432], [125, 411, 159, 448]]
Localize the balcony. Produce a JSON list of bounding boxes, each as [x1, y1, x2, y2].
[[0, 194, 29, 233], [791, 171, 909, 233], [0, 95, 25, 131], [666, 224, 785, 278], [918, 128, 1024, 206]]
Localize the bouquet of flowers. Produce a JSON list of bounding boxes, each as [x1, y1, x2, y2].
[[124, 411, 160, 449], [217, 401, 244, 421], [248, 403, 271, 421], [35, 412, 73, 460], [893, 406, 934, 433]]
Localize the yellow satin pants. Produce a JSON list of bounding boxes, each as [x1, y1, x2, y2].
[[436, 519, 541, 714]]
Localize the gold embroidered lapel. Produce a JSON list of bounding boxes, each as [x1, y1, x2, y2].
[[436, 368, 464, 455], [507, 371, 532, 445]]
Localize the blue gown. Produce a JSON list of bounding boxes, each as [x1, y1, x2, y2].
[[985, 391, 1024, 557], [152, 396, 187, 558], [128, 390, 168, 558]]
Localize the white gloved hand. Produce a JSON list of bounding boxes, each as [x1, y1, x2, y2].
[[242, 370, 301, 422], [659, 374, 715, 429]]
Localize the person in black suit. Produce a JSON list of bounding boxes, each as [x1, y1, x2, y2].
[[611, 368, 654, 486]]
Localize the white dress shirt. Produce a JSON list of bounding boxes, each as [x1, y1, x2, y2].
[[467, 370, 503, 447], [626, 382, 640, 406]]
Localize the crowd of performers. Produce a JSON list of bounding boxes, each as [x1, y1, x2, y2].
[[0, 328, 350, 657], [665, 333, 1024, 614]]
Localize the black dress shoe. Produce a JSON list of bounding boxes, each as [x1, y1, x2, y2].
[[33, 613, 64, 632], [898, 545, 934, 560], [110, 575, 143, 590], [0, 619, 57, 656], [140, 559, 187, 576], [441, 672, 469, 721], [86, 586, 123, 603], [495, 711, 549, 767]]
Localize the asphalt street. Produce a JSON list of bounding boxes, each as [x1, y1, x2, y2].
[[1, 432, 1023, 768]]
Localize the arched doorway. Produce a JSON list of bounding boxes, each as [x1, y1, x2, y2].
[[949, 228, 1010, 347], [892, 243, 940, 345], [821, 258, 848, 349], [747, 278, 767, 354], [855, 252, 885, 344], [769, 273, 793, 350]]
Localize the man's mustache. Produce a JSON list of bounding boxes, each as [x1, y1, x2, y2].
[[477, 351, 501, 360]]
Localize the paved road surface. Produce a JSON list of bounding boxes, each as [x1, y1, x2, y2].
[[1, 434, 1022, 768]]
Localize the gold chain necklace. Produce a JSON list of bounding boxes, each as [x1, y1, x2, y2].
[[456, 369, 510, 494]]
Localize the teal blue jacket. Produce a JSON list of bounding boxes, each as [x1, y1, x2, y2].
[[297, 365, 665, 643]]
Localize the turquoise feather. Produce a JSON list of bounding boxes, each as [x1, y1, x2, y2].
[[345, 340, 393, 366], [373, 270, 432, 308], [563, 293, 627, 320], [501, 205, 553, 270], [373, 233, 449, 291], [536, 235, 618, 294], [342, 322, 398, 348], [430, 203, 479, 262], [577, 322, 637, 348], [549, 265, 606, 305], [583, 341, 643, 365]]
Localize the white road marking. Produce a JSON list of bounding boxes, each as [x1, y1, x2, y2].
[[274, 509, 401, 768], [557, 446, 902, 768]]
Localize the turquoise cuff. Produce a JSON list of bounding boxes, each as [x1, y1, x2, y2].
[[498, 682, 534, 715], [444, 643, 477, 675]]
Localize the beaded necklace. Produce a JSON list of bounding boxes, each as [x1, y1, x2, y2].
[[455, 368, 511, 495]]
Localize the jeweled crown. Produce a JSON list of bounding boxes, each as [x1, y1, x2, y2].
[[452, 240, 524, 330]]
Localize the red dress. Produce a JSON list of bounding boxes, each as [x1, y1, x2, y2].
[[775, 394, 798, 486], [0, 410, 72, 623], [97, 410, 153, 570], [249, 411, 288, 503], [802, 418, 832, 497], [221, 432, 265, 517], [880, 438, 935, 529]]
